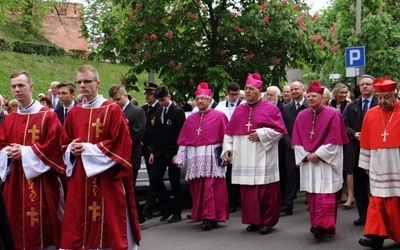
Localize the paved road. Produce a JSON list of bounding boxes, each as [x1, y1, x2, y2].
[[138, 192, 399, 250]]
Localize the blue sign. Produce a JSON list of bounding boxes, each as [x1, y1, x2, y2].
[[345, 46, 365, 67]]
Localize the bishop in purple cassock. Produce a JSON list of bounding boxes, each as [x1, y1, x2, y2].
[[222, 73, 287, 235], [176, 82, 229, 231], [292, 81, 348, 240]]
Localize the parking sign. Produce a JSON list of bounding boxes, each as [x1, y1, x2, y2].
[[345, 46, 365, 67]]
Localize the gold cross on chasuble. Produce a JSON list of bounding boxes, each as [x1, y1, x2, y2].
[[28, 125, 40, 144], [89, 201, 101, 221], [91, 118, 104, 138], [26, 207, 39, 227]]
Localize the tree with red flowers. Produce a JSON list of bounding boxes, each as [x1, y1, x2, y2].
[[82, 0, 331, 101]]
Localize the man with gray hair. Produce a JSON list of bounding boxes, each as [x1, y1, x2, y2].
[[49, 81, 61, 109]]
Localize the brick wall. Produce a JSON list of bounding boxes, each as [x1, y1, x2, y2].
[[42, 3, 88, 52]]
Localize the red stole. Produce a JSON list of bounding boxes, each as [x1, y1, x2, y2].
[[361, 101, 400, 149], [292, 106, 349, 152], [177, 109, 228, 146], [0, 108, 65, 249], [61, 101, 141, 249]]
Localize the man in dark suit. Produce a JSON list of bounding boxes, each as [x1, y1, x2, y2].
[[281, 81, 308, 215], [109, 84, 146, 223], [149, 85, 186, 223], [54, 82, 77, 125], [49, 81, 62, 109], [141, 82, 162, 219], [343, 74, 377, 226]]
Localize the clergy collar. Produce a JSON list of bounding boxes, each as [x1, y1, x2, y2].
[[247, 98, 262, 108], [18, 100, 42, 114], [82, 95, 106, 108], [19, 100, 35, 110], [311, 105, 324, 114]]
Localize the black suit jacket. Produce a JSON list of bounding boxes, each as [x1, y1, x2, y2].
[[54, 100, 77, 125], [281, 99, 309, 168], [151, 103, 186, 159], [343, 95, 378, 171], [141, 102, 162, 151], [124, 103, 146, 170]]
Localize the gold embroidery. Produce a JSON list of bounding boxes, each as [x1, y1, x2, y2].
[[92, 177, 99, 196], [26, 207, 39, 227], [27, 179, 36, 202], [89, 201, 101, 221], [151, 117, 155, 126], [91, 118, 104, 138], [166, 119, 172, 125], [28, 125, 40, 144]]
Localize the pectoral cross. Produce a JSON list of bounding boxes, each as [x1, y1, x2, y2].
[[89, 201, 101, 221], [245, 121, 252, 132], [26, 207, 39, 227], [91, 118, 104, 138], [196, 127, 202, 135], [381, 131, 389, 142], [310, 130, 315, 139], [28, 125, 40, 144]]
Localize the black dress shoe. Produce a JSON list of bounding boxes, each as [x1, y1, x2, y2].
[[152, 210, 164, 217], [229, 206, 237, 213], [143, 211, 152, 220], [160, 211, 172, 221], [280, 205, 293, 215], [310, 226, 325, 239], [168, 214, 182, 223], [358, 237, 384, 249], [259, 225, 272, 235], [186, 214, 192, 220], [246, 224, 259, 232], [354, 217, 366, 226], [201, 220, 212, 231]]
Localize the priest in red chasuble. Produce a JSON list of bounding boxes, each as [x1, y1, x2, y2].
[[176, 82, 229, 231], [222, 73, 287, 235], [60, 65, 140, 250], [0, 70, 66, 250], [292, 81, 348, 240], [358, 76, 400, 249]]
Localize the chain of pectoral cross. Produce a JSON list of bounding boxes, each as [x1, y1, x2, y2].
[[196, 112, 205, 135], [310, 112, 317, 139], [245, 107, 253, 132]]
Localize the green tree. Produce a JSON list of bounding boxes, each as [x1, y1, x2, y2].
[[313, 0, 400, 88], [83, 0, 331, 101]]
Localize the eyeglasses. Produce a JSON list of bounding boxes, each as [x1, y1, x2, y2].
[[75, 80, 97, 85], [195, 96, 211, 101]]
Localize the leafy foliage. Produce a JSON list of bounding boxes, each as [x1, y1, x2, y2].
[[313, 0, 400, 88], [83, 0, 332, 101]]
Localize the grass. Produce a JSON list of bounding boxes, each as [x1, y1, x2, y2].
[[0, 51, 150, 105]]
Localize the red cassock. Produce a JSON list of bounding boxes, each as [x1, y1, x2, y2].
[[0, 108, 66, 250], [60, 101, 141, 250]]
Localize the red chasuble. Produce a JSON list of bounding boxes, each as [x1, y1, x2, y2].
[[0, 108, 66, 250], [60, 101, 141, 250], [361, 101, 400, 149]]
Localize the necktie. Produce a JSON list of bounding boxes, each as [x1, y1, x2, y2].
[[147, 105, 153, 114], [296, 103, 300, 110], [362, 99, 369, 116], [162, 108, 167, 124], [64, 108, 68, 119], [230, 103, 234, 107]]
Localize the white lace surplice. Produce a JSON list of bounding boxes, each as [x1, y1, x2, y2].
[[176, 143, 226, 180]]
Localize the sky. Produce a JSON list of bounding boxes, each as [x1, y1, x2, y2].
[[306, 0, 331, 13]]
